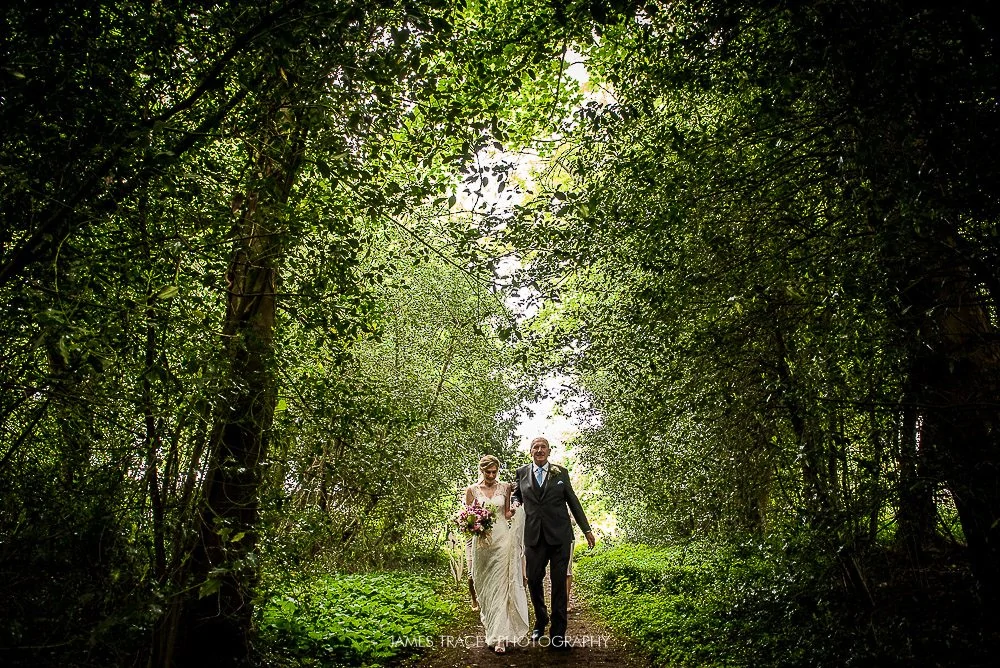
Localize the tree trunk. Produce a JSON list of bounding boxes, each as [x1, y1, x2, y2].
[[765, 298, 832, 517], [893, 384, 936, 562], [168, 96, 306, 666], [904, 259, 1000, 604]]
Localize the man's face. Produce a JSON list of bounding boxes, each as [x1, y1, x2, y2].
[[530, 440, 550, 466]]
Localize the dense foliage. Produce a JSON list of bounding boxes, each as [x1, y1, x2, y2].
[[0, 1, 575, 665], [492, 0, 999, 661], [2, 0, 998, 666], [504, 0, 999, 600], [574, 540, 994, 666]]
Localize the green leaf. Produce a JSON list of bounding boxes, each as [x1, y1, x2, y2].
[[199, 578, 222, 599], [153, 285, 179, 300]]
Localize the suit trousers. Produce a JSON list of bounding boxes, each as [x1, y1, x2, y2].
[[524, 536, 572, 643]]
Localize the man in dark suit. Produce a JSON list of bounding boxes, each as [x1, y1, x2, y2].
[[512, 436, 596, 650]]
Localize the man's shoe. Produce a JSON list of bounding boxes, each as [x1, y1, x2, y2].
[[530, 628, 545, 642]]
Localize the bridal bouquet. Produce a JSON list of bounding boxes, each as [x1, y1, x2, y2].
[[453, 500, 495, 538]]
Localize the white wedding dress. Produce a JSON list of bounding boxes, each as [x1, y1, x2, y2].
[[470, 484, 530, 646]]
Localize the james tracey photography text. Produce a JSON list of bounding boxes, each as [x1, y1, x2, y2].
[[392, 634, 612, 648]]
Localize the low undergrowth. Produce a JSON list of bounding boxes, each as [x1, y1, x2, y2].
[[573, 539, 994, 667], [256, 571, 456, 667], [574, 541, 837, 667]]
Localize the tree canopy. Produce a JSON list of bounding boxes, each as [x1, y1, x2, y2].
[[1, 1, 998, 666]]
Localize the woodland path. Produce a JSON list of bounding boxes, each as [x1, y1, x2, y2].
[[399, 579, 652, 668]]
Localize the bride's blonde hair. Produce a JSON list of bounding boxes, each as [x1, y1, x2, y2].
[[478, 454, 501, 472]]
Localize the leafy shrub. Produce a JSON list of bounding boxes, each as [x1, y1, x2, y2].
[[257, 571, 455, 667], [574, 541, 846, 667]]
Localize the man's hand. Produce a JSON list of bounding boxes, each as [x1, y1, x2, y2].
[[585, 530, 596, 549]]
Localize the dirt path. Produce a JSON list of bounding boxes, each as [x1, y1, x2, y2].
[[400, 585, 651, 668]]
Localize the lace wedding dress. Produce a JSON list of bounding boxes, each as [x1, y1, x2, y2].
[[470, 483, 530, 646]]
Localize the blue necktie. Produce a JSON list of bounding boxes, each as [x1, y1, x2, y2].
[[535, 466, 545, 487]]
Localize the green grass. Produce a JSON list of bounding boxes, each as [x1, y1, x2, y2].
[[257, 571, 456, 667]]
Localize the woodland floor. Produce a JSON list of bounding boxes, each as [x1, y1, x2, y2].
[[397, 579, 651, 668]]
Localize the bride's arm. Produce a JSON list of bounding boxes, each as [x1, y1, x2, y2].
[[504, 482, 514, 519], [465, 485, 474, 506]]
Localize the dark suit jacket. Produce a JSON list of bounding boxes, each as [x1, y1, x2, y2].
[[512, 463, 591, 546]]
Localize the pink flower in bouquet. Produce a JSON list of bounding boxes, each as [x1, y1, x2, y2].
[[454, 500, 495, 538]]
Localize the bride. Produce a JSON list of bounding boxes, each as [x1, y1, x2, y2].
[[465, 454, 529, 653]]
